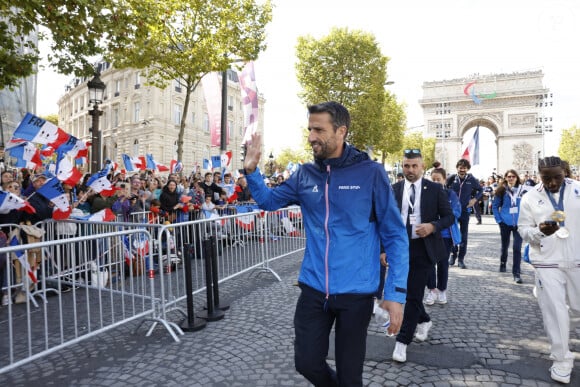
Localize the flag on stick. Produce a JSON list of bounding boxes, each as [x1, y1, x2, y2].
[[461, 125, 480, 166]]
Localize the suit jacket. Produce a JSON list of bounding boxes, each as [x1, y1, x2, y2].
[[393, 178, 454, 264]]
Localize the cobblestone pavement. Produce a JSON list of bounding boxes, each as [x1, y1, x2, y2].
[[1, 215, 579, 386]]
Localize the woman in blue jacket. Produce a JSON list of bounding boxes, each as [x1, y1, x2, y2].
[[425, 163, 461, 305], [492, 169, 526, 283]]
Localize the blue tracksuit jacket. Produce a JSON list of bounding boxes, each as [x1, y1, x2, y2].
[[245, 144, 409, 303]]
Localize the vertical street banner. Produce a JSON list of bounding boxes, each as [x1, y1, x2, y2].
[[201, 72, 222, 147], [238, 62, 259, 144]]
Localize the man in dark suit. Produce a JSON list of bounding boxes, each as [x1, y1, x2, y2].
[[389, 149, 454, 362]]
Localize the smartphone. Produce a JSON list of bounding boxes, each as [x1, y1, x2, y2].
[[543, 220, 557, 226]]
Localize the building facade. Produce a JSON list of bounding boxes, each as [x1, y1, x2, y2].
[[57, 62, 265, 175]]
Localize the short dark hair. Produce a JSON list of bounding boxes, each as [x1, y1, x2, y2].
[[538, 156, 562, 170], [308, 101, 350, 135], [456, 159, 471, 169]]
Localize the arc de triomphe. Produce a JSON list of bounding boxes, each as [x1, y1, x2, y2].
[[419, 70, 550, 176]]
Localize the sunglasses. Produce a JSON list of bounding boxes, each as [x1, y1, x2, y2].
[[505, 175, 517, 179], [404, 149, 422, 156]]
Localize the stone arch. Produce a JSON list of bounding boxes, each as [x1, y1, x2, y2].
[[419, 70, 550, 175]]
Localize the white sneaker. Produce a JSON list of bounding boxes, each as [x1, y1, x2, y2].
[[415, 321, 433, 342], [436, 291, 447, 304], [1, 294, 11, 306], [373, 299, 381, 315], [550, 366, 571, 384], [424, 290, 436, 305], [392, 341, 407, 362]]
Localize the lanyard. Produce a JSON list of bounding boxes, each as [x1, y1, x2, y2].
[[506, 185, 522, 207], [545, 183, 566, 226]]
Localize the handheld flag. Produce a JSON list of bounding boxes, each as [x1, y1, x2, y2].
[[146, 154, 170, 172], [0, 191, 36, 214], [461, 125, 480, 166], [36, 177, 72, 220], [203, 158, 212, 170], [211, 155, 222, 168], [7, 142, 42, 169], [86, 166, 117, 196], [9, 236, 38, 283], [12, 113, 69, 148], [170, 160, 183, 174]]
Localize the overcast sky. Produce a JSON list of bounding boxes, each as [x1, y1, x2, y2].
[[37, 0, 579, 176]]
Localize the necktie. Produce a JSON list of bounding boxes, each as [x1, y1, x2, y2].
[[409, 183, 416, 214]]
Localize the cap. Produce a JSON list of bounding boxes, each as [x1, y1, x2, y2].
[[32, 174, 47, 182]]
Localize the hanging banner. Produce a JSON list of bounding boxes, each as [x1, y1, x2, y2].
[[238, 62, 259, 144], [201, 72, 223, 147]]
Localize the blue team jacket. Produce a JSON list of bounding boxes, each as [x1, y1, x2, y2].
[[245, 144, 409, 303]]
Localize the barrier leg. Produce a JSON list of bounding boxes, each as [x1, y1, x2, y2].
[[179, 244, 206, 332], [209, 235, 229, 311], [197, 238, 224, 322]]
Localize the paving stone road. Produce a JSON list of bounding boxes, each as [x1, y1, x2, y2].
[[1, 215, 578, 386]]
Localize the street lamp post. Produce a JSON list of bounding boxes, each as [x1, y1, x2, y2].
[[88, 72, 106, 174], [435, 102, 451, 168], [535, 92, 553, 159], [268, 151, 274, 176], [220, 59, 245, 153]]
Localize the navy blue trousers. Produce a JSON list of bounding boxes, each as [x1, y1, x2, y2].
[[294, 284, 373, 387]]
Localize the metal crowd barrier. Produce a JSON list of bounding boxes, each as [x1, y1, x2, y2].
[[0, 205, 305, 374]]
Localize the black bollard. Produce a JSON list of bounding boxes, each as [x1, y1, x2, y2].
[[179, 244, 206, 332], [209, 235, 229, 311], [197, 237, 224, 321]]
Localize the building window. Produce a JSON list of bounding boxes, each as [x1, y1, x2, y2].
[[134, 102, 140, 123], [190, 111, 196, 125], [115, 80, 121, 96], [228, 95, 234, 111], [228, 120, 233, 138], [113, 106, 119, 128], [174, 104, 182, 125], [174, 78, 182, 93], [133, 139, 139, 156], [135, 72, 141, 89], [203, 113, 209, 133]]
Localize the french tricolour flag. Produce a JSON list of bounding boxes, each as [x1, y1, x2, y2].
[[36, 177, 71, 220], [122, 154, 145, 172], [10, 236, 38, 283], [12, 113, 69, 148], [0, 191, 36, 214], [146, 154, 170, 172], [55, 153, 83, 186], [461, 125, 480, 166], [7, 141, 42, 169], [170, 160, 183, 174], [86, 166, 117, 196]]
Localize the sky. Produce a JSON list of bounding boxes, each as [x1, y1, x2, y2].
[[37, 0, 580, 177]]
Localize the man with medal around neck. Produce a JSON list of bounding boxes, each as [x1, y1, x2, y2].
[[518, 156, 580, 384]]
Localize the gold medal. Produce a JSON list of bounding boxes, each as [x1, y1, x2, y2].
[[551, 210, 566, 223]]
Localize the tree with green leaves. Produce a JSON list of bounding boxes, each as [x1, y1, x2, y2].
[[107, 0, 272, 162], [374, 91, 406, 164], [558, 125, 579, 171], [385, 132, 435, 169], [41, 114, 59, 125], [295, 27, 404, 152], [0, 1, 134, 90]]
